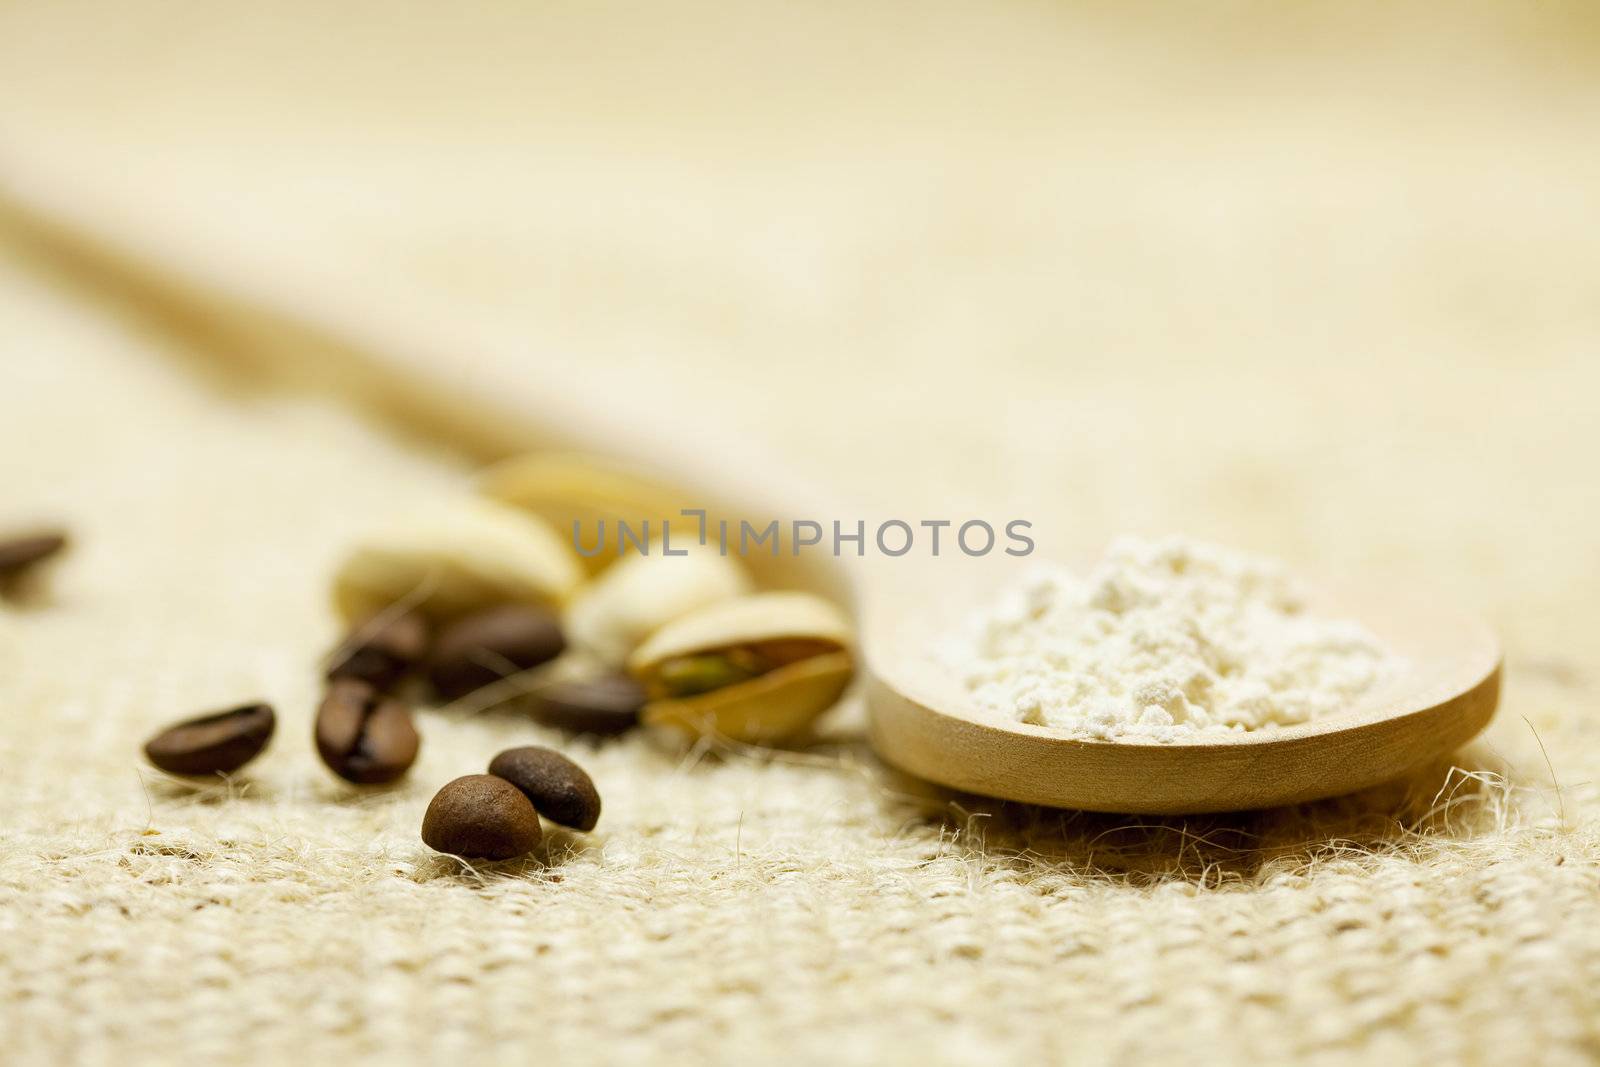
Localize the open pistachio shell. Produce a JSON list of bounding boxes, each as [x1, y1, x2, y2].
[[629, 591, 854, 743], [643, 651, 853, 743], [566, 547, 752, 665], [332, 496, 582, 623], [477, 452, 689, 574], [629, 591, 852, 674]]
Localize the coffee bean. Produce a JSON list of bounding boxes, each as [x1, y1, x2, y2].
[[327, 611, 430, 690], [427, 605, 566, 702], [144, 703, 275, 775], [531, 674, 645, 735], [315, 678, 420, 784], [0, 530, 68, 579], [421, 774, 542, 859], [488, 746, 602, 831]]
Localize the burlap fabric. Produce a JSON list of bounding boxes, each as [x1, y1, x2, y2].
[[2, 3, 1599, 1064]]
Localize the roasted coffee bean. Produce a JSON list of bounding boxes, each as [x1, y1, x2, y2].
[[427, 604, 566, 702], [488, 746, 602, 831], [327, 611, 430, 690], [315, 678, 420, 784], [422, 774, 542, 859], [531, 674, 645, 735], [144, 703, 275, 775], [0, 530, 68, 580]]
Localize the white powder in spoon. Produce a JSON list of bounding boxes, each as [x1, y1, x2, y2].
[[945, 536, 1401, 742]]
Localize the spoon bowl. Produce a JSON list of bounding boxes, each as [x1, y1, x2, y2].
[[862, 553, 1501, 814]]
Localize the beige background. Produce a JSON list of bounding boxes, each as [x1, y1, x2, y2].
[[2, 2, 1598, 1063]]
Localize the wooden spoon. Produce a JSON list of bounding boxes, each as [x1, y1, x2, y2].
[[0, 214, 1502, 812], [862, 552, 1501, 814]]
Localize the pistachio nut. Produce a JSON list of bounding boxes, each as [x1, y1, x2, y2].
[[332, 496, 582, 624], [476, 452, 687, 574], [565, 547, 752, 665], [627, 591, 853, 743]]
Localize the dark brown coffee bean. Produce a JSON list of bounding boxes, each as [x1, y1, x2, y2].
[[144, 703, 275, 775], [327, 611, 430, 690], [315, 678, 420, 784], [531, 674, 645, 735], [488, 746, 601, 831], [0, 530, 68, 579], [421, 774, 542, 859], [427, 605, 566, 702]]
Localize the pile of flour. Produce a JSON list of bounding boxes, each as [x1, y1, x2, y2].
[[946, 536, 1400, 742]]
